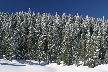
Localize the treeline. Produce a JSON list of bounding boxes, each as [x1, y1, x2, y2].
[[0, 8, 108, 68]]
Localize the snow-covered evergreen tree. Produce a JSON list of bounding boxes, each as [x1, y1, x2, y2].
[[0, 9, 108, 67]]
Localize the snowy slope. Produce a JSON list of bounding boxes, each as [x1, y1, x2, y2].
[[0, 59, 108, 72]]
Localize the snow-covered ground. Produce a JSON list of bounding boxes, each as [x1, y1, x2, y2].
[[0, 59, 108, 72]]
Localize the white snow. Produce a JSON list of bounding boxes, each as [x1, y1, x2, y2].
[[0, 59, 108, 72]]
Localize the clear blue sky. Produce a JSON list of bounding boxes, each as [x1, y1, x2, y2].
[[0, 0, 108, 19]]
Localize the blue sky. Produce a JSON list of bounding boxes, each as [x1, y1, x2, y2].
[[0, 0, 108, 19]]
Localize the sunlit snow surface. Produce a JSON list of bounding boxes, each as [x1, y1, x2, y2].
[[0, 59, 108, 72]]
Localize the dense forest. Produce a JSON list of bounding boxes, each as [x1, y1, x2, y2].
[[0, 8, 108, 68]]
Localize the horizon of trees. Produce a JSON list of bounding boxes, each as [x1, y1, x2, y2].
[[0, 8, 108, 68]]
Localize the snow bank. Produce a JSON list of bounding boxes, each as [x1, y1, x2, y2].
[[0, 65, 56, 72], [0, 59, 56, 72], [46, 63, 108, 72], [0, 59, 108, 72]]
